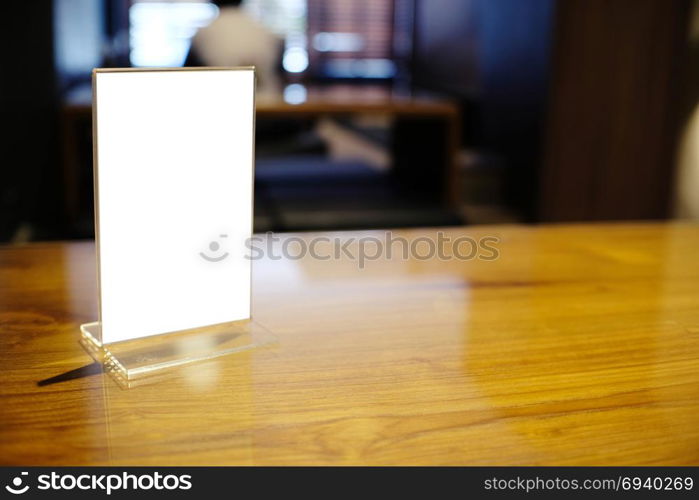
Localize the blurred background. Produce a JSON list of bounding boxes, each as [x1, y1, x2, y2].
[[1, 0, 699, 243]]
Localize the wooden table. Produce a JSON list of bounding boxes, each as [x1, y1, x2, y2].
[[2, 223, 698, 465], [61, 84, 461, 227]]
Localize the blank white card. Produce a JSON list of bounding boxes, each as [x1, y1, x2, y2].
[[94, 68, 255, 344]]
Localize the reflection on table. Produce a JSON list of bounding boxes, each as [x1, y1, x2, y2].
[[2, 223, 699, 464]]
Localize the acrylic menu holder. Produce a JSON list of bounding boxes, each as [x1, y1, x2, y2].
[[81, 67, 275, 388], [79, 319, 275, 389]]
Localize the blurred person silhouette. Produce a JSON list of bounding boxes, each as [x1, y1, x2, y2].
[[187, 0, 327, 186], [186, 0, 282, 97]]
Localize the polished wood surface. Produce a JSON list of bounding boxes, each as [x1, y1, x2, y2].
[[2, 222, 699, 465]]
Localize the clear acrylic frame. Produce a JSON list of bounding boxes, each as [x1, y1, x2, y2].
[[80, 319, 275, 389], [81, 67, 272, 389]]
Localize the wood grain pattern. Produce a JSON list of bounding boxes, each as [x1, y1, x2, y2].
[[1, 223, 699, 465], [540, 0, 690, 221]]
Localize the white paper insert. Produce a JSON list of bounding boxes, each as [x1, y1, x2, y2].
[[94, 69, 254, 344]]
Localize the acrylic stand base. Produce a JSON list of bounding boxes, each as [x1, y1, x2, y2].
[[80, 319, 275, 388]]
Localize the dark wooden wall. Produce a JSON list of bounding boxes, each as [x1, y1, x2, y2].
[[539, 0, 691, 221]]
